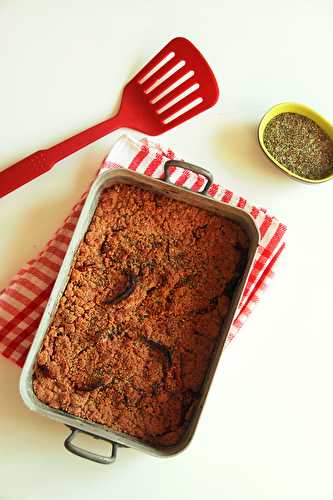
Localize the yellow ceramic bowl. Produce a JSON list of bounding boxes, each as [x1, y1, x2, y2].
[[258, 102, 333, 184]]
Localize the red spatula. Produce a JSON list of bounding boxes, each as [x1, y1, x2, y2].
[[0, 37, 219, 198]]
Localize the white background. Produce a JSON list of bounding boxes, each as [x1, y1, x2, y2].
[[1, 1, 333, 499]]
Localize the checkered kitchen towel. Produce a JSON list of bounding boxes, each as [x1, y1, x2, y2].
[[0, 135, 287, 368]]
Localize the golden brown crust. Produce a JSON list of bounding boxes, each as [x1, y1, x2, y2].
[[33, 184, 248, 447]]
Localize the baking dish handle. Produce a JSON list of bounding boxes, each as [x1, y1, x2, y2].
[[64, 427, 118, 465], [163, 160, 214, 195]]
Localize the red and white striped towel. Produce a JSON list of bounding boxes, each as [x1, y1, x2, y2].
[[0, 135, 287, 368]]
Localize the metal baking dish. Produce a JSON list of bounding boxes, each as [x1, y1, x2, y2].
[[20, 161, 260, 465]]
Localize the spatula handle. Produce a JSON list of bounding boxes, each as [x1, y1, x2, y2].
[[0, 150, 54, 198], [0, 114, 124, 198], [48, 113, 124, 163]]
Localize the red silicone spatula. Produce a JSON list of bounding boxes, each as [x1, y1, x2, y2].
[[0, 37, 219, 198]]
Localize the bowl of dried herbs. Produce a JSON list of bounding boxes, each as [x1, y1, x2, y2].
[[258, 102, 333, 183]]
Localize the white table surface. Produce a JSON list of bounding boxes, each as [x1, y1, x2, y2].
[[1, 1, 333, 499]]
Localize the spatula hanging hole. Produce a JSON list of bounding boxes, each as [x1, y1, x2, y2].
[[150, 71, 195, 104], [163, 97, 203, 124], [138, 52, 175, 84], [157, 83, 200, 114], [144, 60, 186, 94]]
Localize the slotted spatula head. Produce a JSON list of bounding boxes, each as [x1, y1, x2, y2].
[[118, 37, 219, 135]]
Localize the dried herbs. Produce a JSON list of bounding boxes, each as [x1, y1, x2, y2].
[[263, 112, 333, 180]]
